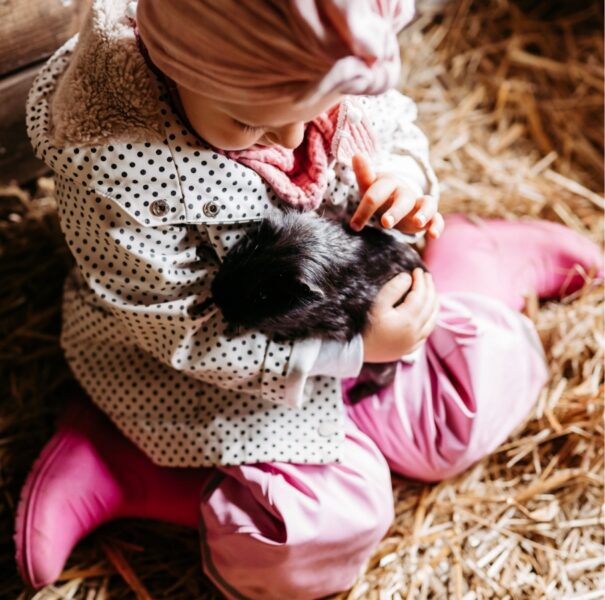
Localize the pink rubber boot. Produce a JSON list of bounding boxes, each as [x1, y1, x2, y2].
[[14, 397, 211, 589], [423, 215, 604, 310]]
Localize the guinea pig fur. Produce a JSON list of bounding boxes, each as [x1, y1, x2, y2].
[[210, 210, 426, 343]]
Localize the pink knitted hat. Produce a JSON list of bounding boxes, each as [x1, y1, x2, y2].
[[136, 0, 415, 105]]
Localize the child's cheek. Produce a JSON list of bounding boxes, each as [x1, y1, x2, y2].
[[211, 125, 263, 151]]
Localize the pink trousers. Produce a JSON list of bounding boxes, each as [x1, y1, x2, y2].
[[200, 292, 547, 599]]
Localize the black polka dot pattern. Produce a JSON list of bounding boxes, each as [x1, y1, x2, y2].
[[26, 35, 436, 467]]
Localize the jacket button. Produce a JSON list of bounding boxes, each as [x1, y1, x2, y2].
[[150, 199, 169, 217], [318, 421, 339, 437], [203, 201, 220, 218]]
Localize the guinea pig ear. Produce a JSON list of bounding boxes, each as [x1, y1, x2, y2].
[[296, 278, 326, 302]]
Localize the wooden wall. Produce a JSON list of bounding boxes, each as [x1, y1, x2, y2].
[[0, 0, 90, 185]]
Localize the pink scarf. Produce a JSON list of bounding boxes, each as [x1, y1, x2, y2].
[[223, 101, 376, 210]]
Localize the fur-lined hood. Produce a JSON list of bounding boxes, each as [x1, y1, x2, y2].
[[45, 0, 163, 147]]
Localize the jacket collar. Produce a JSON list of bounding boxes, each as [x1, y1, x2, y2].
[[49, 0, 164, 147]]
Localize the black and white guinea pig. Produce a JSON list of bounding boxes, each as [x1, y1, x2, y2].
[[210, 210, 426, 342], [209, 210, 427, 403]]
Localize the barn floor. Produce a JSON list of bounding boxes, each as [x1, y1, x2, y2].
[[1, 1, 603, 598]]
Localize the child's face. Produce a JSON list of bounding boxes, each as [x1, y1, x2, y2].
[[177, 84, 342, 151]]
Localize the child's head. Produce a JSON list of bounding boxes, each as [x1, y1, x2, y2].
[[136, 0, 414, 150]]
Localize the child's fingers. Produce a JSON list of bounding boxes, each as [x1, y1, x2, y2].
[[389, 195, 438, 234], [418, 296, 440, 339], [395, 268, 426, 316], [374, 272, 413, 309], [416, 272, 438, 323], [403, 273, 439, 345], [412, 195, 438, 229], [381, 189, 420, 229], [426, 212, 445, 240], [351, 154, 376, 196], [351, 178, 398, 231]]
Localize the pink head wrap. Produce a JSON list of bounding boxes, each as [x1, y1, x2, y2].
[[136, 0, 415, 105]]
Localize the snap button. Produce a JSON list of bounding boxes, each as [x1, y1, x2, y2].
[[318, 420, 339, 437], [203, 201, 220, 218], [348, 106, 362, 124], [150, 199, 169, 217]]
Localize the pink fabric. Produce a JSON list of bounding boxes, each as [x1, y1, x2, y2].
[[136, 0, 415, 105], [16, 398, 393, 597], [202, 418, 393, 599], [344, 293, 548, 481], [423, 215, 605, 311], [224, 100, 376, 210], [343, 215, 603, 481], [201, 292, 548, 598]]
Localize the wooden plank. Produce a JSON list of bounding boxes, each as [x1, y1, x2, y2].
[[0, 64, 49, 185], [0, 0, 90, 78]]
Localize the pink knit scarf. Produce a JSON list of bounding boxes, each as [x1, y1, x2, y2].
[[223, 101, 376, 210]]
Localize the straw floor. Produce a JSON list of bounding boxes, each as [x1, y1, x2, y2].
[[1, 0, 603, 598]]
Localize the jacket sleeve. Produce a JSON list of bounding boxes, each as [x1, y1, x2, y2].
[[358, 90, 440, 202]]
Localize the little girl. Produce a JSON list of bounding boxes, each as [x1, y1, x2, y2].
[[16, 0, 602, 598]]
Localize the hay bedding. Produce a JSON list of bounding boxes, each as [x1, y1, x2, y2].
[[0, 0, 603, 598]]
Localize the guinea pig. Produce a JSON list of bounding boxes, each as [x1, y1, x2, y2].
[[210, 210, 426, 344], [208, 210, 427, 403]]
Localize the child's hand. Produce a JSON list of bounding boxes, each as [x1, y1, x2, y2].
[[362, 269, 439, 363], [350, 154, 444, 239]]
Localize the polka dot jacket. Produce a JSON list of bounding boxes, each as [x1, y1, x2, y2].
[[26, 2, 438, 467]]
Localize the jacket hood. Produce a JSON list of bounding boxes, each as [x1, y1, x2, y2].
[[43, 0, 164, 147]]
